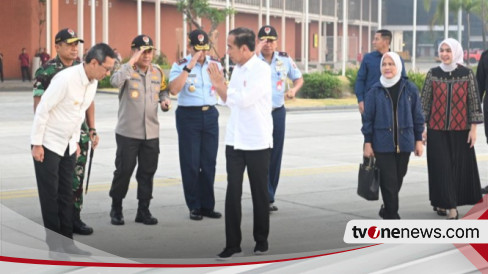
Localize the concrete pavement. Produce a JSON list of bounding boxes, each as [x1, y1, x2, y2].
[[1, 84, 488, 264]]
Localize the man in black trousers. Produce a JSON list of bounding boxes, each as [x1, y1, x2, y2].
[[208, 27, 273, 260], [31, 44, 116, 260]]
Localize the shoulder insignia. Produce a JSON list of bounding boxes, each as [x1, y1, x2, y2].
[[178, 58, 188, 65], [278, 51, 288, 57]]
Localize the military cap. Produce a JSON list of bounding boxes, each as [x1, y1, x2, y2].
[[258, 25, 278, 40], [131, 35, 154, 50], [189, 29, 210, 51], [55, 28, 84, 44]]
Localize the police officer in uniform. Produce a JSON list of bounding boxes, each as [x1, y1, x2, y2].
[[33, 28, 98, 235], [169, 29, 222, 221], [256, 25, 303, 212], [109, 35, 171, 225]]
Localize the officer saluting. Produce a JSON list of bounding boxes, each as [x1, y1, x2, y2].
[[256, 25, 304, 212], [169, 29, 222, 221], [109, 35, 171, 226]]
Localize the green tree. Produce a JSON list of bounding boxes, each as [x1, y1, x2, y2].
[[176, 0, 234, 58]]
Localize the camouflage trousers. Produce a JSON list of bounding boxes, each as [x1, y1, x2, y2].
[[73, 122, 90, 211]]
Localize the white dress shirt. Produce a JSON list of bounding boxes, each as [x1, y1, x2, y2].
[[31, 63, 98, 156], [224, 55, 273, 150]]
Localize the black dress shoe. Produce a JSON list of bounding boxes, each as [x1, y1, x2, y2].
[[482, 186, 488, 194], [254, 241, 268, 255], [73, 219, 94, 235], [190, 209, 203, 221], [110, 208, 125, 225], [217, 247, 242, 260], [378, 204, 385, 219], [447, 209, 459, 220], [63, 244, 91, 256], [135, 208, 158, 225], [201, 209, 222, 219], [49, 247, 70, 261], [269, 203, 278, 212]]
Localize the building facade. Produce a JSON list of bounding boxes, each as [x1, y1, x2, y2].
[[1, 0, 382, 79]]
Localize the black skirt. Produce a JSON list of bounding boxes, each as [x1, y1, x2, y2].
[[427, 129, 482, 208]]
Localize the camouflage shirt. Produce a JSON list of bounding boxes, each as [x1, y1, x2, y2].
[[33, 56, 80, 97]]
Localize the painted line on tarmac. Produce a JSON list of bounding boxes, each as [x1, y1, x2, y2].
[[2, 154, 488, 200]]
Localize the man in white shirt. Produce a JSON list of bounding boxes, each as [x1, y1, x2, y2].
[[208, 27, 273, 260], [31, 43, 116, 260]]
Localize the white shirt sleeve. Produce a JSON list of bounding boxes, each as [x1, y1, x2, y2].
[[30, 74, 69, 145]]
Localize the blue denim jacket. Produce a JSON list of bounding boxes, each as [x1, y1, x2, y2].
[[355, 51, 407, 103], [362, 78, 425, 153]]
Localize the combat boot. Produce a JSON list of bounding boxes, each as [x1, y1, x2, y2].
[[73, 206, 94, 235], [110, 198, 124, 225], [135, 200, 158, 225]]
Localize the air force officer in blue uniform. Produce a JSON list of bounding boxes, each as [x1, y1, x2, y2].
[[256, 25, 303, 212], [169, 29, 222, 221]]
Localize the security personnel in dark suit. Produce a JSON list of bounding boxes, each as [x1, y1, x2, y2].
[[169, 29, 222, 221], [256, 25, 303, 212]]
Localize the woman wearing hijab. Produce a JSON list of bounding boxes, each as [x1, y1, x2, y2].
[[421, 38, 483, 220], [362, 52, 425, 219]]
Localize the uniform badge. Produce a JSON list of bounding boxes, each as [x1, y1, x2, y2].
[[68, 29, 75, 36], [277, 80, 283, 91], [264, 27, 271, 34], [189, 85, 196, 92], [154, 93, 159, 100], [132, 83, 139, 89], [152, 76, 158, 80], [132, 73, 140, 78], [198, 34, 204, 44], [143, 36, 150, 45], [131, 90, 139, 99]]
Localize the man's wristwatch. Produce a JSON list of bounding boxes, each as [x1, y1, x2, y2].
[[183, 65, 191, 73]]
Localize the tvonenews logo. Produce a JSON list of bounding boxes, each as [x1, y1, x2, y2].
[[344, 220, 488, 244]]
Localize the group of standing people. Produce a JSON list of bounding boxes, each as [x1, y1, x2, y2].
[[358, 30, 484, 220], [30, 25, 303, 260]]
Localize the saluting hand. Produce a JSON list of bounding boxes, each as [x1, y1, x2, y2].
[[188, 51, 203, 70], [129, 48, 145, 66], [255, 40, 267, 55]]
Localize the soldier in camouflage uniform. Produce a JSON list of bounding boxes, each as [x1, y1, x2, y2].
[[33, 28, 98, 235]]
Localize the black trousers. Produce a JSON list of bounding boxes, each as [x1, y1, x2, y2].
[[21, 66, 29, 81], [225, 146, 270, 249], [110, 134, 159, 201], [375, 152, 411, 219], [33, 146, 76, 249]]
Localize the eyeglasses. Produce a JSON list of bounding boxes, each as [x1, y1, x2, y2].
[[98, 62, 114, 73]]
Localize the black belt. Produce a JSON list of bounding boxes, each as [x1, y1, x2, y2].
[[179, 105, 215, 111], [272, 105, 284, 111]]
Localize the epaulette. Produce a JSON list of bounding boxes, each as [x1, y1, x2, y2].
[[278, 51, 288, 57], [178, 58, 188, 65]]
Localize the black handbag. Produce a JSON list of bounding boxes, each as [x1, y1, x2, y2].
[[357, 157, 380, 201]]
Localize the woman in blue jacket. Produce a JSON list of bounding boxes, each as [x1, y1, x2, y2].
[[362, 52, 425, 219]]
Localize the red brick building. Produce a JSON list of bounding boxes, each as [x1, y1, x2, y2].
[[0, 0, 380, 79]]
